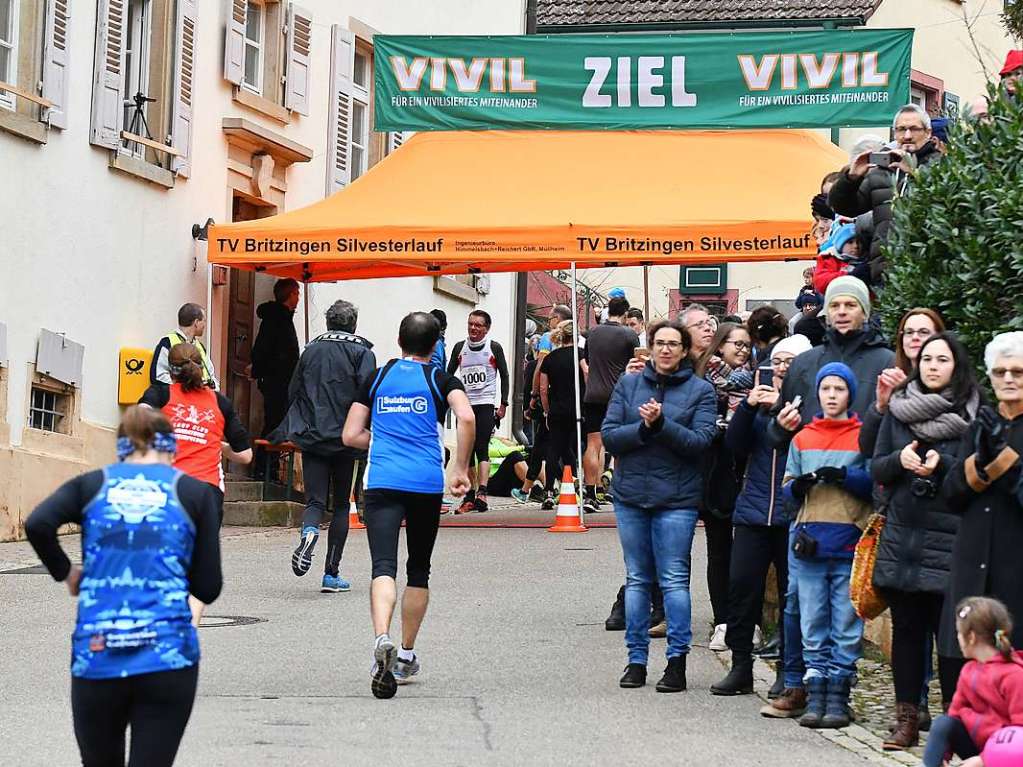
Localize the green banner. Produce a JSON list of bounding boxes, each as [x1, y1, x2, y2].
[[374, 30, 913, 131]]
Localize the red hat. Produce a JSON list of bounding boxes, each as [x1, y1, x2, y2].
[[1001, 50, 1023, 77]]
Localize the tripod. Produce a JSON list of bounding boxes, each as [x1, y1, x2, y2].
[[122, 0, 156, 152]]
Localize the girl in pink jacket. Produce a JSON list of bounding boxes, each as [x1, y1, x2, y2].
[[923, 597, 1023, 766]]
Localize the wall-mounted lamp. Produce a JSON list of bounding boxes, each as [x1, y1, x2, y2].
[[191, 217, 215, 241], [191, 217, 215, 272]]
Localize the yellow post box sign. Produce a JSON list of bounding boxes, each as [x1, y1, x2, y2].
[[118, 348, 153, 404]]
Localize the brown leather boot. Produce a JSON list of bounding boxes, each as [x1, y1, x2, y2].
[[760, 687, 808, 718], [883, 702, 920, 750]]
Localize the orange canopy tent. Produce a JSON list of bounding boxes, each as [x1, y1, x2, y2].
[[208, 129, 847, 281]]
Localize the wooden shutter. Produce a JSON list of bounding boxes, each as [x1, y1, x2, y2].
[[387, 131, 404, 155], [42, 0, 71, 129], [90, 0, 125, 148], [170, 0, 198, 176], [325, 25, 354, 195], [223, 0, 246, 85], [284, 3, 311, 115]]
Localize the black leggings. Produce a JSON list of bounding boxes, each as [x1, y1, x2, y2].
[[301, 452, 356, 577], [526, 417, 548, 482], [885, 589, 954, 705], [701, 510, 733, 627], [71, 665, 199, 767], [365, 489, 442, 588], [725, 524, 788, 657], [546, 414, 578, 492], [471, 405, 495, 464]]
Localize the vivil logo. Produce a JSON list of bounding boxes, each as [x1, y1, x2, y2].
[[737, 52, 890, 91], [389, 57, 537, 93]]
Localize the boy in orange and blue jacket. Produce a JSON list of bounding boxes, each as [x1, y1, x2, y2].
[[783, 361, 873, 731]]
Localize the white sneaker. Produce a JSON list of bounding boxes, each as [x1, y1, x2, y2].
[[752, 625, 765, 652], [709, 623, 728, 652]]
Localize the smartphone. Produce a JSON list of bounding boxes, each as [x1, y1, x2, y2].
[[757, 366, 773, 387], [791, 395, 803, 410], [869, 151, 894, 168]]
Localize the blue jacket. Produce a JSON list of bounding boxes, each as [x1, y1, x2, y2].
[[430, 335, 447, 372], [726, 400, 791, 528], [602, 361, 718, 511]]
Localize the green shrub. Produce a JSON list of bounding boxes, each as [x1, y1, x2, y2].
[[882, 87, 1023, 372]]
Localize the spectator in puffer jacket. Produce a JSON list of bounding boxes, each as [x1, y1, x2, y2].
[[813, 223, 867, 295], [711, 333, 812, 699], [603, 319, 718, 695], [828, 104, 942, 286], [922, 596, 1023, 767], [783, 362, 873, 732]]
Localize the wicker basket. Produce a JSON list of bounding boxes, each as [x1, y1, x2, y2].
[[850, 513, 888, 621]]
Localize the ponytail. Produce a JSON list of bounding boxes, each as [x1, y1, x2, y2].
[[118, 405, 174, 458], [168, 342, 205, 392], [996, 629, 1014, 661]]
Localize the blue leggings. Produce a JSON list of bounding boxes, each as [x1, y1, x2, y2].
[[921, 715, 980, 767]]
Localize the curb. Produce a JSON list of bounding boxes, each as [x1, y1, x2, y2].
[[714, 650, 912, 766]]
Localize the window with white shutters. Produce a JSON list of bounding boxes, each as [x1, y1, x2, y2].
[[170, 0, 198, 176], [223, 0, 246, 85], [42, 0, 71, 129], [0, 0, 18, 111], [242, 0, 262, 95], [90, 0, 126, 149], [325, 24, 354, 195], [284, 3, 310, 114]]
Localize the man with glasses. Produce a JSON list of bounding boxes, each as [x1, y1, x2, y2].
[[448, 310, 510, 514], [828, 104, 942, 287], [680, 303, 716, 359]]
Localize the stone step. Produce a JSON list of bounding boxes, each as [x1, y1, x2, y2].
[[224, 481, 263, 503], [222, 501, 306, 527]]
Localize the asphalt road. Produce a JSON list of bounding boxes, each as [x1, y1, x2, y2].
[[1, 525, 875, 766]]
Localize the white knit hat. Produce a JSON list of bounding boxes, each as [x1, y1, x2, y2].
[[772, 334, 813, 358]]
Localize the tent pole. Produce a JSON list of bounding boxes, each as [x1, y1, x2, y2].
[[570, 261, 585, 518], [303, 283, 310, 343], [643, 266, 650, 329]]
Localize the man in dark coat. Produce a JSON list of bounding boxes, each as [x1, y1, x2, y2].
[[251, 278, 300, 436], [828, 104, 942, 286], [281, 299, 376, 592]]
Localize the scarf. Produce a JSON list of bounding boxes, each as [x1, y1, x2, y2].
[[888, 380, 978, 442], [704, 356, 752, 419]]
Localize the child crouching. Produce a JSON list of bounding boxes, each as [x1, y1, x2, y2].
[[783, 362, 873, 730]]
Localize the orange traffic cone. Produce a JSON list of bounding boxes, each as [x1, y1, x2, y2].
[[348, 491, 365, 530], [547, 465, 587, 533]]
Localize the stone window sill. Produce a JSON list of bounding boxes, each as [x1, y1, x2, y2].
[[0, 108, 47, 144], [233, 87, 291, 125], [108, 152, 175, 189], [433, 276, 479, 304]]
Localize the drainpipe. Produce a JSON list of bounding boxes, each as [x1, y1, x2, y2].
[[823, 20, 843, 147]]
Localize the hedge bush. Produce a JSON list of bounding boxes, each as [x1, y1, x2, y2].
[[881, 86, 1023, 371]]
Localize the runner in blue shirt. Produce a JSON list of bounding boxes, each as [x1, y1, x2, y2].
[[25, 406, 222, 767], [343, 311, 474, 699]]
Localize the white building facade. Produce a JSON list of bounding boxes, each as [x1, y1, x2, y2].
[[0, 0, 525, 540]]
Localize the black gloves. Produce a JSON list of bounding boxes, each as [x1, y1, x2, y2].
[[815, 466, 848, 486], [789, 473, 817, 500], [975, 406, 1009, 467]]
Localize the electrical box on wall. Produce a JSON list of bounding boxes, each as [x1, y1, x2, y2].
[[118, 348, 153, 405], [37, 329, 85, 386]]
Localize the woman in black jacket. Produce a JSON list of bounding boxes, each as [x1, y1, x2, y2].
[[871, 333, 981, 750]]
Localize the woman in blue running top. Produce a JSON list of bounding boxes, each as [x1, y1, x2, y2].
[[25, 406, 222, 767]]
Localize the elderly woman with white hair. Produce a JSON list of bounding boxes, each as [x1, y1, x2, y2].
[[941, 332, 1023, 692]]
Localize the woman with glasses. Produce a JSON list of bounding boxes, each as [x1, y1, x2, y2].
[[603, 320, 718, 693], [870, 333, 982, 750], [712, 334, 812, 697], [941, 332, 1023, 705], [695, 322, 755, 651]]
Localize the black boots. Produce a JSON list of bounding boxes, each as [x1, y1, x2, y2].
[[619, 663, 646, 688], [710, 655, 754, 696], [655, 655, 687, 693], [605, 587, 625, 631], [754, 630, 782, 661], [768, 666, 785, 699], [821, 676, 853, 729], [799, 677, 828, 728]]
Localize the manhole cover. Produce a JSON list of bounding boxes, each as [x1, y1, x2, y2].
[[199, 615, 267, 628]]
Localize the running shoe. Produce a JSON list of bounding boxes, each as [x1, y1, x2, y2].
[[709, 623, 728, 652], [474, 492, 489, 513], [528, 484, 546, 503], [511, 488, 529, 503], [393, 654, 421, 685], [291, 526, 319, 576], [371, 635, 398, 699], [321, 573, 351, 593], [541, 493, 556, 511], [582, 496, 600, 514], [454, 498, 476, 515]]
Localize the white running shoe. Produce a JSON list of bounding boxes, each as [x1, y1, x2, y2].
[[371, 635, 398, 699], [393, 654, 421, 685], [752, 625, 765, 652], [709, 623, 728, 652]]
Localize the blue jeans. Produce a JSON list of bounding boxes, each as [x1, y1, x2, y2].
[[783, 525, 806, 688], [922, 715, 979, 766], [615, 503, 699, 665], [796, 556, 863, 681]]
